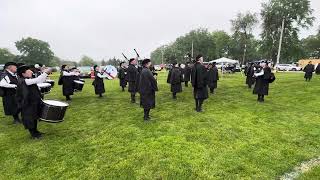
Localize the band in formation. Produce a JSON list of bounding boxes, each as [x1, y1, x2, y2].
[[0, 56, 318, 139]]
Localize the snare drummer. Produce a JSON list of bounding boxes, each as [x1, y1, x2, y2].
[[93, 65, 108, 97], [60, 65, 79, 101], [16, 65, 52, 139]]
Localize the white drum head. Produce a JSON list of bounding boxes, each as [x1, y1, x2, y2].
[[43, 100, 69, 107], [180, 64, 186, 69], [37, 83, 51, 88], [74, 80, 84, 84], [46, 80, 54, 82]]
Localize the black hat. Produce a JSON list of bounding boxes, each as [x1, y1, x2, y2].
[[142, 59, 151, 66], [129, 58, 135, 63], [172, 61, 178, 66], [61, 65, 67, 69], [4, 62, 17, 68], [93, 65, 98, 70], [17, 65, 31, 77], [196, 54, 203, 61]]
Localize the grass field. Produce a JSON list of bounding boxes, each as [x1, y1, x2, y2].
[[0, 71, 320, 179]]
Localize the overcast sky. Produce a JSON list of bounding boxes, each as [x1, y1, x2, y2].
[[0, 0, 319, 61]]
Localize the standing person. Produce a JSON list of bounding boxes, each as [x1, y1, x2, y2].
[[184, 62, 192, 87], [253, 61, 272, 102], [207, 62, 219, 94], [16, 65, 52, 139], [92, 65, 108, 98], [0, 62, 21, 124], [304, 61, 315, 81], [127, 58, 139, 103], [138, 59, 158, 121], [315, 63, 320, 75], [167, 62, 183, 99], [191, 55, 208, 112], [246, 63, 255, 89], [59, 65, 79, 101], [118, 62, 127, 91]]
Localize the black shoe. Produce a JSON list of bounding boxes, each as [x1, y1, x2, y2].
[[13, 119, 21, 124]]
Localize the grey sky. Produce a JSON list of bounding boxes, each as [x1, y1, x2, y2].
[[1, 0, 319, 61]]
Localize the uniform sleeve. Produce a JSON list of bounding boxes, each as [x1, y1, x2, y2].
[[254, 69, 264, 77], [0, 75, 17, 88], [25, 73, 48, 86], [97, 72, 108, 78], [63, 71, 79, 76]]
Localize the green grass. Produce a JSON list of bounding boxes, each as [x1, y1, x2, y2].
[[0, 71, 320, 179]]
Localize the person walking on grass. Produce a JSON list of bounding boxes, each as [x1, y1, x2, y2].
[[303, 61, 315, 82], [92, 65, 108, 98], [127, 58, 139, 103], [167, 61, 183, 100], [138, 59, 158, 121], [253, 61, 272, 103], [191, 55, 208, 112], [207, 62, 219, 94]]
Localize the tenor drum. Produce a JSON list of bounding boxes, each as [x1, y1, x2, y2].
[[74, 80, 84, 92], [37, 83, 52, 94], [45, 79, 55, 87], [40, 100, 69, 123]]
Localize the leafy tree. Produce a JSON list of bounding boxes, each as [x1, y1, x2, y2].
[[231, 12, 258, 64], [106, 57, 122, 67], [260, 0, 315, 63], [0, 48, 15, 64], [301, 32, 320, 59], [79, 55, 95, 66], [15, 37, 54, 65], [212, 31, 231, 58]]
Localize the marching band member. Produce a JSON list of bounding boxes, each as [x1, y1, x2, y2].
[[167, 61, 183, 99], [245, 62, 255, 89], [138, 59, 158, 121], [0, 62, 21, 124], [16, 65, 52, 139], [184, 62, 192, 87], [207, 62, 219, 94], [191, 55, 208, 112], [92, 65, 108, 97], [118, 62, 127, 92], [127, 58, 139, 103], [253, 61, 272, 102], [59, 65, 79, 101]]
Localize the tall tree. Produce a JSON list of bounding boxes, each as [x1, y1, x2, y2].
[[15, 37, 54, 65], [0, 48, 15, 64], [212, 31, 231, 58], [231, 12, 258, 64], [79, 55, 95, 66], [260, 0, 315, 63]]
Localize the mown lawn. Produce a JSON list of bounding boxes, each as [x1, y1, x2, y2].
[[0, 71, 319, 179]]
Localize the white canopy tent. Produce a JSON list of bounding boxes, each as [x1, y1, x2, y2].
[[209, 57, 240, 64]]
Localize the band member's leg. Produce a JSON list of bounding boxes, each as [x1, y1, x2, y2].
[[131, 93, 136, 103], [185, 81, 188, 87], [66, 95, 71, 101], [12, 114, 21, 124]]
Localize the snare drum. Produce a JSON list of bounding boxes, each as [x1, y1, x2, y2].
[[45, 79, 55, 87], [40, 100, 69, 123], [74, 80, 84, 92], [37, 83, 52, 94]]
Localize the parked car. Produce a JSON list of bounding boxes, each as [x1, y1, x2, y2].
[[275, 64, 302, 71], [0, 64, 4, 72]]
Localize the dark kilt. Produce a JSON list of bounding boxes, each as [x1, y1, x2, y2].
[[193, 87, 208, 100], [140, 92, 155, 109], [128, 82, 138, 93], [208, 81, 217, 89], [3, 95, 19, 115], [171, 84, 182, 93], [253, 78, 269, 95]]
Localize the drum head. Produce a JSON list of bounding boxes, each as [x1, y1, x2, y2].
[[74, 80, 84, 84], [37, 83, 51, 88], [104, 65, 118, 79], [46, 80, 54, 82], [180, 64, 186, 69], [43, 100, 69, 107]]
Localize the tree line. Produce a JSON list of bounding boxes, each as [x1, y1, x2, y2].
[[151, 0, 319, 64]]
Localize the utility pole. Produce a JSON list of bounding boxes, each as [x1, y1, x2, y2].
[[276, 18, 285, 65]]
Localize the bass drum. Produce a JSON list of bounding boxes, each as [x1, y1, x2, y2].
[[37, 83, 52, 95], [40, 100, 69, 123], [74, 80, 84, 92]]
